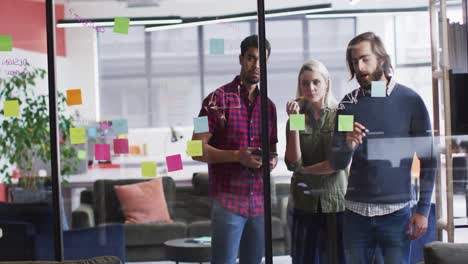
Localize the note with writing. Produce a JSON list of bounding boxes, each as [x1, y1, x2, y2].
[[338, 115, 354, 132], [94, 144, 111, 160], [113, 138, 129, 154], [166, 154, 183, 172], [112, 119, 128, 135], [194, 116, 209, 133], [70, 127, 86, 145], [66, 89, 82, 106], [141, 161, 157, 177], [3, 100, 19, 117]]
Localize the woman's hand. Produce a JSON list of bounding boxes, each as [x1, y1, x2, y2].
[[286, 101, 300, 116]]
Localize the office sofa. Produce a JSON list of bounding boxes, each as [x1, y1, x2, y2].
[[0, 256, 121, 264], [72, 173, 290, 262], [421, 241, 468, 264]]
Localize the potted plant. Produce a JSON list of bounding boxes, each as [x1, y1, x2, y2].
[[0, 66, 79, 202]]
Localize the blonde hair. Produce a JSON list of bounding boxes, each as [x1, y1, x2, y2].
[[296, 59, 338, 111]]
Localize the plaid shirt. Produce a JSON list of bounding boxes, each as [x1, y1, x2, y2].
[[198, 76, 278, 217]]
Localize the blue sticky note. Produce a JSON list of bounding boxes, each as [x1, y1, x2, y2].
[[209, 39, 224, 55], [112, 119, 128, 135], [371, 81, 386, 97], [194, 116, 209, 133], [87, 127, 97, 138]]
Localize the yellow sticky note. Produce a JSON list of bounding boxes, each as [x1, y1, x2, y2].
[[70, 127, 86, 145], [411, 152, 421, 178], [338, 115, 354, 132], [187, 140, 203, 157], [141, 161, 157, 177], [77, 150, 87, 160], [3, 100, 19, 117], [66, 89, 82, 106]]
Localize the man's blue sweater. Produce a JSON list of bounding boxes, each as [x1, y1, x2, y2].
[[330, 83, 437, 217]]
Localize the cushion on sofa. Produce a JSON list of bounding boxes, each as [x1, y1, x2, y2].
[[114, 178, 172, 224], [124, 221, 187, 246], [423, 241, 468, 264], [93, 177, 176, 224]]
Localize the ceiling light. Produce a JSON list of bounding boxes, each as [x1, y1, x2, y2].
[[57, 18, 182, 28]]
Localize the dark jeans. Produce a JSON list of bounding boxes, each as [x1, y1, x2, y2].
[[343, 206, 412, 264], [291, 208, 345, 264]]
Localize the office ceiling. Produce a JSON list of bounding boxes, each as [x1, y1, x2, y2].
[[64, 0, 430, 18]]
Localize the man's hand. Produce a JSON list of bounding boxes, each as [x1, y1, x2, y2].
[[239, 147, 262, 169], [406, 213, 428, 240], [269, 156, 278, 171], [346, 122, 367, 150]]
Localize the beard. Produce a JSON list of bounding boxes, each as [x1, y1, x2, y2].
[[356, 64, 384, 90]]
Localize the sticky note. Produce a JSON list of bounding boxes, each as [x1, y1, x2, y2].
[[209, 39, 224, 55], [117, 134, 126, 139], [338, 115, 354, 132], [66, 89, 82, 106], [3, 100, 19, 117], [289, 114, 305, 131], [87, 127, 97, 138], [94, 144, 111, 160], [70, 127, 86, 144], [411, 152, 421, 178], [141, 161, 157, 177], [77, 150, 87, 160], [112, 119, 128, 135], [0, 35, 12, 52], [194, 116, 209, 133], [166, 154, 183, 172], [371, 81, 386, 97], [100, 122, 110, 131], [187, 140, 203, 157], [113, 138, 129, 154], [114, 17, 130, 34]]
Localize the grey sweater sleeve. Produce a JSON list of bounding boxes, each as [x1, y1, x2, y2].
[[411, 96, 437, 217], [329, 109, 355, 170]]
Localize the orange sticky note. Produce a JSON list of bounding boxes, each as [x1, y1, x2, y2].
[[411, 152, 421, 178], [66, 89, 82, 106]]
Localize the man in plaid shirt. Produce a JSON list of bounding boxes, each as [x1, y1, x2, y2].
[[192, 35, 278, 264]]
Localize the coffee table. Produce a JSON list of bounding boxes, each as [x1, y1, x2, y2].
[[164, 237, 211, 264]]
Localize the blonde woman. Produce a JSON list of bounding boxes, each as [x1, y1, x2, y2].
[[285, 60, 347, 264]]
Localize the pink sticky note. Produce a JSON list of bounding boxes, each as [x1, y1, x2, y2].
[[100, 122, 110, 131], [113, 138, 129, 154], [94, 144, 111, 160], [166, 154, 183, 172]]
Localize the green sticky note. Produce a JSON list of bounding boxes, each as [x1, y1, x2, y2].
[[114, 17, 130, 34], [338, 115, 354, 132], [0, 35, 12, 52], [289, 114, 305, 131], [187, 140, 203, 157], [141, 161, 157, 177], [210, 39, 224, 55], [3, 100, 19, 117], [70, 127, 87, 145], [77, 150, 87, 160]]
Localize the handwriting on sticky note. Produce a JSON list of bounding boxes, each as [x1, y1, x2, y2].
[[166, 154, 183, 172], [77, 150, 87, 160], [0, 35, 13, 52], [194, 116, 209, 133], [141, 161, 157, 177], [114, 17, 130, 34], [187, 140, 203, 157], [94, 144, 110, 160], [338, 115, 354, 132], [3, 100, 19, 117], [66, 89, 82, 106], [289, 114, 305, 131], [112, 119, 128, 135], [371, 81, 386, 97], [70, 127, 86, 145], [210, 39, 224, 55], [113, 138, 129, 154]]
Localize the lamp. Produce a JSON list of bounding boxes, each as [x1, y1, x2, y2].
[[145, 3, 332, 32]]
